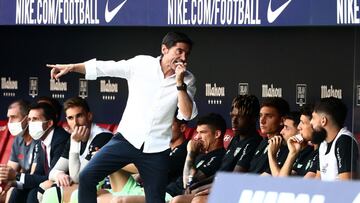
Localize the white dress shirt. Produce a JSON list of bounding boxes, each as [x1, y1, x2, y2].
[[84, 55, 197, 153], [42, 128, 54, 167]]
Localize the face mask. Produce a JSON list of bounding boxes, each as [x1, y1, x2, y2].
[[29, 121, 49, 140], [8, 117, 27, 136]]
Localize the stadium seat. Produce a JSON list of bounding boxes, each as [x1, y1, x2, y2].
[[96, 123, 114, 132], [112, 124, 119, 134], [0, 120, 14, 164], [184, 127, 195, 140]]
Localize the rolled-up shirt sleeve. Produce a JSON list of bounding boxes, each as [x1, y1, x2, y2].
[[84, 58, 133, 80], [177, 73, 198, 121]]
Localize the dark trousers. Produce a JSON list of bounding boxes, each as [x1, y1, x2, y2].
[[78, 133, 170, 203], [8, 188, 37, 203]]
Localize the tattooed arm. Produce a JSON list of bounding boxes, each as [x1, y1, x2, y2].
[[183, 140, 202, 189]]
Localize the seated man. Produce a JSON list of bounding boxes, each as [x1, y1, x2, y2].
[[39, 97, 113, 203], [0, 100, 35, 203], [267, 111, 302, 176], [170, 113, 226, 203], [234, 97, 290, 175], [103, 113, 225, 203], [311, 97, 359, 180], [277, 104, 319, 178], [180, 95, 263, 203], [8, 102, 70, 203]]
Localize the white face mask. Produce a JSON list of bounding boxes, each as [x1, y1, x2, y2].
[[8, 117, 27, 136], [29, 121, 49, 140]]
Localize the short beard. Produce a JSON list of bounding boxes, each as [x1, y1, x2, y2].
[[311, 127, 327, 144]]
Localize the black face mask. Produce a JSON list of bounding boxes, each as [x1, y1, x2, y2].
[[311, 127, 327, 144]]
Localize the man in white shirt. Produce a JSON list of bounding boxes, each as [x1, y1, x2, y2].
[[46, 32, 197, 203]]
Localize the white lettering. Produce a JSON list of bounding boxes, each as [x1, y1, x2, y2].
[[205, 83, 225, 97], [100, 80, 118, 93], [337, 0, 360, 24], [238, 190, 325, 203], [50, 79, 67, 91], [16, 0, 99, 25], [262, 84, 282, 97], [168, 0, 260, 25], [321, 85, 342, 99], [1, 78, 18, 90]]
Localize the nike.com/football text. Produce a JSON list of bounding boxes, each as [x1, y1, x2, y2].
[[16, 0, 99, 25], [168, 0, 261, 25]]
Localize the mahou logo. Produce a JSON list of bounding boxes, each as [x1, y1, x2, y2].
[[49, 79, 67, 99], [205, 83, 225, 105], [1, 77, 18, 97], [320, 85, 342, 99], [1, 77, 18, 90], [262, 84, 282, 97], [100, 80, 118, 100]]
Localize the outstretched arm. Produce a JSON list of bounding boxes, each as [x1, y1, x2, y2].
[[47, 63, 86, 80]]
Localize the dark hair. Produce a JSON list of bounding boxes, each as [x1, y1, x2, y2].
[[196, 113, 226, 137], [314, 97, 347, 128], [64, 97, 90, 113], [36, 96, 62, 124], [30, 103, 57, 125], [283, 111, 301, 127], [9, 99, 30, 117], [299, 103, 314, 119], [231, 95, 260, 118], [162, 32, 193, 51], [261, 97, 290, 117]]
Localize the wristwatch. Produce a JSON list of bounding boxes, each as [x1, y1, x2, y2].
[[176, 83, 187, 91]]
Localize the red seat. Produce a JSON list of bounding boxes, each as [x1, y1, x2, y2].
[[0, 120, 14, 164], [356, 133, 360, 143], [184, 127, 195, 140], [96, 123, 114, 132], [112, 124, 119, 134]]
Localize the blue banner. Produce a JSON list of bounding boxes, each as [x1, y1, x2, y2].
[[1, 0, 360, 26], [209, 173, 360, 203]]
